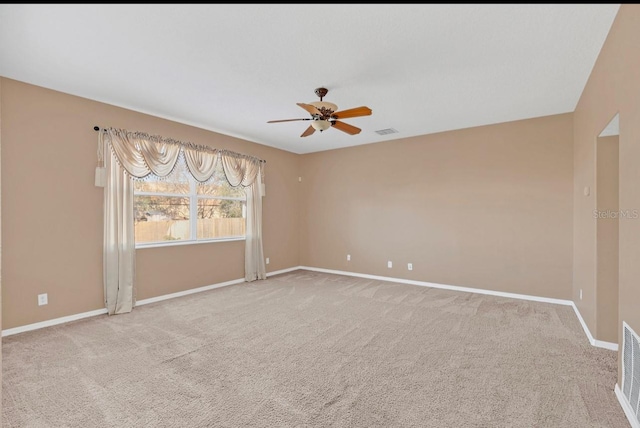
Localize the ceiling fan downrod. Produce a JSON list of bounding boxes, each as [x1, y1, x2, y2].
[[314, 87, 328, 101]]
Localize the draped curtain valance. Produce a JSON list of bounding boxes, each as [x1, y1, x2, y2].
[[103, 127, 264, 186], [100, 127, 266, 316]]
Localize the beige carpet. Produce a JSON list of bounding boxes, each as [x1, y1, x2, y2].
[[2, 270, 629, 427]]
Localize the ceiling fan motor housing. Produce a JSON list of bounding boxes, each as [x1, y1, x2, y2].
[[309, 101, 338, 118], [314, 87, 329, 99]]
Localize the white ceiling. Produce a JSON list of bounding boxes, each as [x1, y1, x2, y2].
[[599, 113, 620, 137], [0, 4, 620, 154]]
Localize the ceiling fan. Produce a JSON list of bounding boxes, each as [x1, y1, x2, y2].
[[267, 87, 372, 137]]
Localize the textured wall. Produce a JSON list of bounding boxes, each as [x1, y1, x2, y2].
[[572, 4, 640, 384], [596, 135, 619, 343], [300, 113, 574, 300], [0, 78, 300, 329]]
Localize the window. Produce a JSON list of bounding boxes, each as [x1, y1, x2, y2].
[[134, 158, 246, 246]]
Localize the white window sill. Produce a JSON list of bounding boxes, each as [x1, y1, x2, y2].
[[135, 236, 245, 249]]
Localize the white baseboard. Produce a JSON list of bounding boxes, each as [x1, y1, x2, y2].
[[2, 266, 300, 337], [615, 383, 640, 428], [1, 265, 621, 355], [299, 266, 574, 306], [570, 302, 619, 351], [593, 339, 619, 351], [1, 308, 109, 337], [136, 278, 245, 306], [299, 266, 620, 351], [571, 302, 596, 345], [136, 266, 300, 306], [266, 266, 301, 277]]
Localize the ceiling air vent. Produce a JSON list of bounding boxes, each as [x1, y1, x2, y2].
[[375, 128, 398, 136]]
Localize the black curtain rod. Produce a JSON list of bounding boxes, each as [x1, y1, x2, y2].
[[92, 126, 266, 164]]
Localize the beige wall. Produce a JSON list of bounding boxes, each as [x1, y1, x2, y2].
[[573, 4, 640, 383], [300, 114, 574, 300], [596, 135, 619, 343], [0, 78, 300, 329]]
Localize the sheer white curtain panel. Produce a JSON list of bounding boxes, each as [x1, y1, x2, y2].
[[101, 128, 265, 315]]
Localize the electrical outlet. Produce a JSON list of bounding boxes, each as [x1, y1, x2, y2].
[[38, 293, 48, 306], [266, 257, 270, 265], [387, 261, 392, 268], [408, 263, 413, 271], [347, 254, 351, 261], [580, 289, 583, 300]]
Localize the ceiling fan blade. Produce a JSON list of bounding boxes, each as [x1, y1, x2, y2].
[[267, 118, 311, 123], [300, 125, 316, 137], [297, 103, 322, 116], [332, 120, 361, 135], [331, 106, 372, 120]]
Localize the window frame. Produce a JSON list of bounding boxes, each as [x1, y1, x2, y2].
[[134, 172, 247, 249]]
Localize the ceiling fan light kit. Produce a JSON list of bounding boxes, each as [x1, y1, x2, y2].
[[311, 119, 332, 132], [268, 87, 372, 138]]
